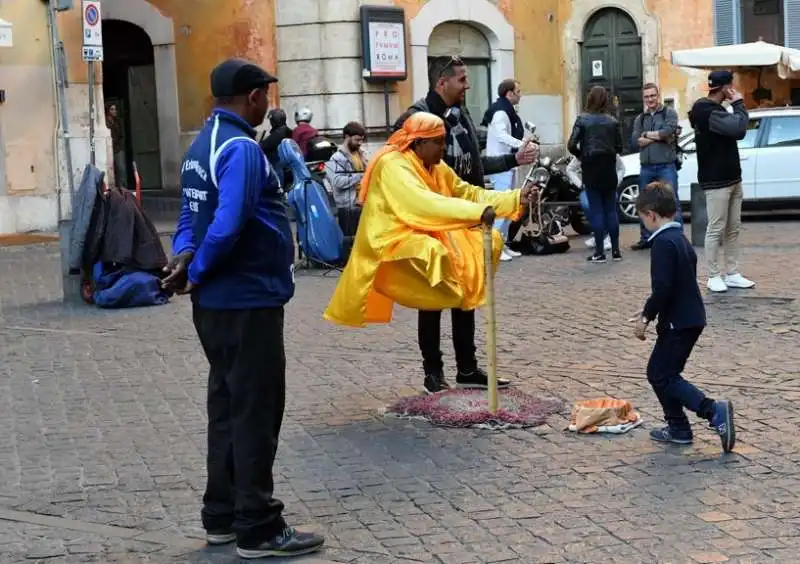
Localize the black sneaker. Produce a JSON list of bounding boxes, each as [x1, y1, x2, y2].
[[612, 250, 622, 262], [587, 254, 607, 263], [236, 527, 325, 559], [423, 370, 451, 394], [456, 368, 510, 389], [649, 426, 693, 445], [631, 241, 650, 251], [206, 530, 236, 545], [710, 400, 735, 453]]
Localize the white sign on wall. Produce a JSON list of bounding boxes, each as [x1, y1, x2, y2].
[[0, 18, 13, 48], [368, 21, 406, 77], [82, 1, 103, 47], [591, 60, 603, 77]]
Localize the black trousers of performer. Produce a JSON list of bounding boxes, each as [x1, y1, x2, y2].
[[193, 305, 287, 548], [418, 308, 478, 374]]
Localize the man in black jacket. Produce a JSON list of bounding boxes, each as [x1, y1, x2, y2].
[[394, 55, 538, 394], [688, 70, 755, 294]]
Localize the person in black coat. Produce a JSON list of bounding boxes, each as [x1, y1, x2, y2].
[[260, 108, 293, 186], [567, 86, 623, 263]]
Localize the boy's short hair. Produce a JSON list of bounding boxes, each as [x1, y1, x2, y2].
[[636, 181, 677, 218]]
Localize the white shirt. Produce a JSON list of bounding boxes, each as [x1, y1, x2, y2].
[[485, 110, 524, 157]]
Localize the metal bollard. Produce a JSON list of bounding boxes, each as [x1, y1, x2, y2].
[[690, 182, 707, 247]]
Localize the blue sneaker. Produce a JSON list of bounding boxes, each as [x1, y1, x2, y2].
[[711, 400, 735, 453], [650, 426, 693, 445]]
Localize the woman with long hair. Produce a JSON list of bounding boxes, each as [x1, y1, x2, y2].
[[567, 86, 624, 262]]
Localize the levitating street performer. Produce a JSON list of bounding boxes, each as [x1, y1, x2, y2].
[[324, 112, 534, 393]]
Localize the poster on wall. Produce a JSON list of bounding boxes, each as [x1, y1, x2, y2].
[[368, 21, 406, 77], [360, 5, 407, 82], [591, 60, 603, 77]]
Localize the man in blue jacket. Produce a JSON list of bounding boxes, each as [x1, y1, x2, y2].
[[162, 58, 324, 559]]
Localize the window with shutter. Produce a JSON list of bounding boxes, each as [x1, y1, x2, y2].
[[714, 0, 743, 45], [786, 0, 800, 48]]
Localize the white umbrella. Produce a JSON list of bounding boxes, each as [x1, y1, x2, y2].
[[671, 40, 800, 79]]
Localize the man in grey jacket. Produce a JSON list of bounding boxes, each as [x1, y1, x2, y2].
[[393, 55, 539, 394], [326, 121, 368, 237], [631, 83, 681, 250]]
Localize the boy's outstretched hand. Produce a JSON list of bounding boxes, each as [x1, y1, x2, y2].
[[628, 311, 648, 341]]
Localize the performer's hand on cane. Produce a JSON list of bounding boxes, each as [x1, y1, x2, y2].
[[481, 206, 496, 227]]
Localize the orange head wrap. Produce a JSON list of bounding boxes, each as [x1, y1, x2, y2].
[[358, 112, 446, 203]]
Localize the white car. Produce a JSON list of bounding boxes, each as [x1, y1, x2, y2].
[[617, 108, 800, 222]]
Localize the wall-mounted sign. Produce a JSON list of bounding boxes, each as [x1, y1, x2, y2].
[[360, 5, 407, 82], [591, 60, 603, 77], [0, 18, 12, 48]]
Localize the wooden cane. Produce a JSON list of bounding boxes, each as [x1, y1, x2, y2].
[[483, 224, 498, 414]]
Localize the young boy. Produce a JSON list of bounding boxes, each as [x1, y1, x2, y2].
[[634, 181, 735, 453]]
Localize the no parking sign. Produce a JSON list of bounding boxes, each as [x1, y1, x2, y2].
[[82, 0, 103, 53]]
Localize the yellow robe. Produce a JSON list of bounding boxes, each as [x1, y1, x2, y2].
[[324, 150, 523, 327]]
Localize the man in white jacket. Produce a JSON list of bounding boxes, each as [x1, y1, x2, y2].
[[482, 79, 526, 261]]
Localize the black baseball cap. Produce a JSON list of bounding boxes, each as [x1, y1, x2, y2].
[[210, 58, 278, 98], [707, 70, 734, 91]]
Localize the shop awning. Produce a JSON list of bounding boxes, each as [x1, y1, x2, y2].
[[671, 41, 800, 79]]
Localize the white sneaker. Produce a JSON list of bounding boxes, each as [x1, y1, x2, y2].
[[585, 237, 596, 248], [504, 246, 521, 258], [500, 250, 513, 262], [724, 273, 755, 289], [707, 276, 728, 293], [603, 236, 612, 251]]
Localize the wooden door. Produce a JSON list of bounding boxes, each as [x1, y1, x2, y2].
[[127, 64, 162, 190], [581, 9, 643, 153]]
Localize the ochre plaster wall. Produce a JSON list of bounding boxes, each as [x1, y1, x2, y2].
[[58, 0, 279, 132]]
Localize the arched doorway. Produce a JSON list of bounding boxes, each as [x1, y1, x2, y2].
[[428, 22, 492, 120], [102, 19, 162, 190], [581, 8, 642, 152]]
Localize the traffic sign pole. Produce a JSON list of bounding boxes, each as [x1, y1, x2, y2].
[[81, 1, 103, 166]]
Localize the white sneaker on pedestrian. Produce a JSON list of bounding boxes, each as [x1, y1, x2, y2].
[[603, 236, 612, 251], [504, 246, 521, 258], [585, 237, 596, 248], [707, 276, 728, 293], [724, 273, 755, 289], [500, 250, 513, 262]]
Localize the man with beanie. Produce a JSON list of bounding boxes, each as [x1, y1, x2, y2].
[[688, 70, 756, 293], [162, 58, 324, 559]]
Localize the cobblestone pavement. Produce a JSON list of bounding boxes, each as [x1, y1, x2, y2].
[[1, 221, 800, 563]]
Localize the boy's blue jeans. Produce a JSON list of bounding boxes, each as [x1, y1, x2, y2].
[[638, 163, 681, 244], [647, 327, 715, 434]]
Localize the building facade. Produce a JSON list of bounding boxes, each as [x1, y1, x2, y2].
[[0, 0, 716, 235]]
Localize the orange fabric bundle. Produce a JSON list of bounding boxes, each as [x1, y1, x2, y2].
[[569, 398, 641, 433]]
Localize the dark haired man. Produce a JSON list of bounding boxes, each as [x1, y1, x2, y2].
[[630, 82, 680, 251], [327, 121, 368, 237], [482, 78, 526, 261], [163, 58, 324, 559], [689, 70, 755, 293], [394, 56, 539, 394]]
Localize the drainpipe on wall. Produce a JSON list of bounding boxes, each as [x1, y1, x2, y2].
[[47, 0, 82, 304], [46, 0, 75, 224]]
